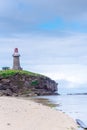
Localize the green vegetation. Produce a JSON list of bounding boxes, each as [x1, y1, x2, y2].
[[31, 80, 39, 86], [0, 70, 43, 78]]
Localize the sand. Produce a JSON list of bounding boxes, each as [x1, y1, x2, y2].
[[0, 97, 77, 130]]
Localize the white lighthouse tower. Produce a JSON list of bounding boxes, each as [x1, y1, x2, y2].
[[12, 48, 22, 70]]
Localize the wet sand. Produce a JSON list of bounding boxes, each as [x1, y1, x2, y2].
[[0, 97, 77, 130]]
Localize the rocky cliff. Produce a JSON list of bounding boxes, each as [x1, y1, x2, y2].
[[0, 70, 58, 96]]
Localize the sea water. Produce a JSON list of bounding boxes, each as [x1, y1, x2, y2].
[[39, 95, 87, 130]]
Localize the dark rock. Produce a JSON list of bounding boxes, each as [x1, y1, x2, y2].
[[0, 84, 4, 90], [0, 73, 58, 97], [5, 89, 13, 96], [0, 89, 13, 96], [1, 79, 10, 83]]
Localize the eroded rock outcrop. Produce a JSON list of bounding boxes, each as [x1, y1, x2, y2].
[[0, 73, 58, 96]]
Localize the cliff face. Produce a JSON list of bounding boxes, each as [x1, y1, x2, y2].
[[0, 73, 58, 96]]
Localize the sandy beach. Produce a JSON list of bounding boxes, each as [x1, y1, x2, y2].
[[0, 97, 77, 130]]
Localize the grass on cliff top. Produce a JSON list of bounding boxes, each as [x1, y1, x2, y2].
[[0, 70, 43, 78]]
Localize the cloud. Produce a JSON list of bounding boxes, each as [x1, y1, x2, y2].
[[0, 0, 18, 16], [9, 0, 87, 22], [37, 64, 87, 83], [0, 0, 87, 41], [0, 0, 87, 33], [57, 79, 87, 94], [0, 32, 87, 65]]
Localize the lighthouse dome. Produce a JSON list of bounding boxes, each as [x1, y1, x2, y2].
[[13, 48, 20, 56]]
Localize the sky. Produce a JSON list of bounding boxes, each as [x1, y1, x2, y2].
[[0, 0, 87, 91]]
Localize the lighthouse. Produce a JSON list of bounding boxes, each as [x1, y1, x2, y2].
[[12, 48, 22, 70]]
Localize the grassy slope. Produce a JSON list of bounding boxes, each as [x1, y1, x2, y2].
[[0, 70, 43, 78]]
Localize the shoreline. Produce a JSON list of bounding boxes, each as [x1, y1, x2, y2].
[[0, 96, 77, 130]]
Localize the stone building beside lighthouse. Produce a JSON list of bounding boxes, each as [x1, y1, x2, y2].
[[12, 48, 22, 70]]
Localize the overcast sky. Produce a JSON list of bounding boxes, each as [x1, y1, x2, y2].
[[0, 0, 87, 89]]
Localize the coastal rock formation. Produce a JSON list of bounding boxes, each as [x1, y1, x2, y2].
[[0, 73, 58, 96]]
